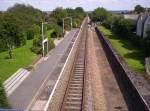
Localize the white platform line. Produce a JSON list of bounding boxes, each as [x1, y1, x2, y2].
[[4, 70, 27, 88], [4, 68, 23, 85], [7, 72, 30, 96], [3, 68, 30, 96], [5, 70, 28, 92]]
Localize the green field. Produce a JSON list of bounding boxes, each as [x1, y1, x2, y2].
[[0, 40, 37, 82], [99, 26, 145, 72]]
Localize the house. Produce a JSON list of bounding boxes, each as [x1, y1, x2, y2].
[[143, 16, 150, 37], [123, 14, 139, 21], [136, 14, 148, 37]]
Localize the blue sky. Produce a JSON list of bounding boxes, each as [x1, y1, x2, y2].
[[0, 0, 150, 11]]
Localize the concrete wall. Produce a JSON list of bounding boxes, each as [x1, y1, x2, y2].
[[95, 27, 150, 111]]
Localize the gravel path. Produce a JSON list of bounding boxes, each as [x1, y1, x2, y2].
[[86, 26, 107, 111], [87, 26, 129, 111]]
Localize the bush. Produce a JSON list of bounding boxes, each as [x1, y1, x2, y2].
[[102, 14, 113, 29], [0, 80, 10, 108], [90, 7, 109, 22], [31, 37, 42, 54], [47, 22, 62, 38], [73, 18, 81, 28], [48, 38, 55, 50], [31, 36, 55, 54], [112, 17, 136, 38], [143, 28, 150, 57], [26, 28, 34, 40], [51, 31, 57, 38]]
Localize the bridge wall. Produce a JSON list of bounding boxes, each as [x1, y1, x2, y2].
[[95, 27, 150, 111]]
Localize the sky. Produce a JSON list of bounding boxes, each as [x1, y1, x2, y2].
[[0, 0, 150, 11]]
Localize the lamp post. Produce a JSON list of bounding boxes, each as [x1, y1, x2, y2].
[[41, 22, 48, 57], [62, 17, 72, 36]]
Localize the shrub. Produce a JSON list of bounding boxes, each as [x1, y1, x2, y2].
[[31, 37, 42, 54], [26, 28, 35, 40], [73, 18, 81, 28], [0, 80, 10, 108], [143, 28, 150, 57], [48, 38, 55, 50], [51, 31, 57, 38], [112, 17, 136, 38]]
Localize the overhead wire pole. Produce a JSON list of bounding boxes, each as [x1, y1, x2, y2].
[[62, 17, 72, 37], [41, 22, 48, 57], [71, 17, 72, 30], [63, 18, 65, 35], [42, 22, 44, 57]]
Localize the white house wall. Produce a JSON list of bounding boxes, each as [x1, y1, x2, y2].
[[136, 14, 148, 37], [143, 16, 150, 38]]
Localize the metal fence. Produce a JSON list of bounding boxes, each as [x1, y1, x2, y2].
[[145, 57, 150, 76]]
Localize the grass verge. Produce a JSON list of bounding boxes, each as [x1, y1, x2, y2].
[[98, 26, 145, 72], [0, 40, 37, 82]]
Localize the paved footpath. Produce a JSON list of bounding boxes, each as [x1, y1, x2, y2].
[[8, 29, 79, 110]]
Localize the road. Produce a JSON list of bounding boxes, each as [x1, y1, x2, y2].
[[8, 29, 79, 110]]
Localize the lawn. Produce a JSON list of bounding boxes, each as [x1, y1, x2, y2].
[[0, 40, 37, 82], [99, 26, 145, 72], [0, 29, 55, 82]]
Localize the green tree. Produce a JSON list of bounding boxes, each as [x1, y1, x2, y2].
[[112, 17, 136, 38], [0, 14, 24, 59], [32, 24, 41, 35], [134, 5, 145, 14], [31, 36, 42, 54], [51, 7, 68, 26], [144, 28, 150, 57], [90, 7, 109, 22], [26, 28, 34, 40], [73, 18, 81, 28], [74, 7, 85, 20], [66, 8, 75, 17], [47, 21, 62, 38], [7, 4, 44, 32], [102, 14, 113, 29], [26, 24, 40, 40]]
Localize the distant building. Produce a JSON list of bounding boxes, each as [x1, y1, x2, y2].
[[136, 14, 149, 37], [143, 16, 150, 37], [123, 14, 139, 21]]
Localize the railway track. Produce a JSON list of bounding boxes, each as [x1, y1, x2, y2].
[[60, 20, 87, 111]]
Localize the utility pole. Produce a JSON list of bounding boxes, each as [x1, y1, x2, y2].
[[41, 22, 48, 57], [63, 18, 65, 35], [62, 17, 72, 37]]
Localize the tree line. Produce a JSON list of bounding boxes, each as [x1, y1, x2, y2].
[[32, 7, 86, 54], [0, 4, 86, 56], [0, 4, 44, 58], [90, 5, 150, 57]]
